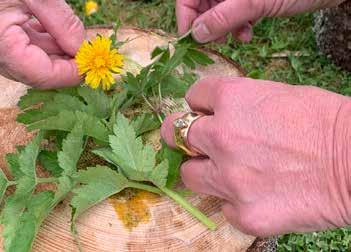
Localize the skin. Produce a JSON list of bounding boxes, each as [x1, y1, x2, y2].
[[176, 0, 346, 43], [0, 0, 85, 88], [161, 0, 350, 236], [161, 77, 351, 236]]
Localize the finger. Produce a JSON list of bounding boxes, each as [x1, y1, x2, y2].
[[22, 21, 64, 55], [176, 0, 201, 35], [233, 23, 253, 43], [23, 0, 85, 56], [191, 0, 261, 43], [3, 26, 80, 88], [25, 19, 45, 32], [185, 76, 228, 113], [161, 112, 215, 156], [181, 158, 225, 198]]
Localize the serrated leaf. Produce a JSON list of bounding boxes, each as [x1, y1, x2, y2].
[[187, 49, 214, 66], [92, 148, 119, 168], [77, 86, 111, 118], [18, 93, 88, 125], [151, 46, 166, 59], [0, 169, 8, 203], [161, 46, 188, 76], [1, 133, 44, 251], [18, 89, 57, 110], [132, 113, 161, 136], [71, 166, 129, 221], [160, 75, 190, 97], [18, 131, 44, 178], [149, 160, 168, 187], [111, 90, 127, 110], [38, 151, 63, 177], [57, 123, 84, 176], [54, 176, 75, 202], [108, 113, 168, 186], [5, 153, 23, 180], [183, 55, 196, 69], [5, 191, 54, 252], [17, 109, 53, 125], [157, 142, 184, 188], [27, 110, 110, 142], [108, 90, 128, 131]]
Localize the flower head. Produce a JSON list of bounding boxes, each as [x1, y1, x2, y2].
[[85, 1, 98, 16], [75, 36, 124, 90]]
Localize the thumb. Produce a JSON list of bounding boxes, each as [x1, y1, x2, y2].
[[23, 0, 85, 56], [191, 0, 261, 43]]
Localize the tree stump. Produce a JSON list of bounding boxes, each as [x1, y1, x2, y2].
[[0, 27, 274, 251], [314, 0, 351, 72]]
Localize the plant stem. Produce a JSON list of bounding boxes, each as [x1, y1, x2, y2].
[[7, 181, 17, 186], [37, 177, 59, 184], [128, 181, 163, 195], [158, 82, 162, 107], [161, 187, 217, 230], [141, 94, 163, 124]]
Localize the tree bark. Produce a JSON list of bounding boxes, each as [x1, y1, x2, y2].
[[314, 0, 351, 72]]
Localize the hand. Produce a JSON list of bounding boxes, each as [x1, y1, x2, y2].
[[0, 0, 85, 88], [161, 77, 351, 236], [176, 0, 346, 43]]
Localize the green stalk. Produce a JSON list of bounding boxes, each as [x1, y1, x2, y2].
[[128, 181, 163, 195], [161, 187, 217, 230]]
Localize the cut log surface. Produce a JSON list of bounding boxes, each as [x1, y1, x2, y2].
[[0, 27, 256, 252]]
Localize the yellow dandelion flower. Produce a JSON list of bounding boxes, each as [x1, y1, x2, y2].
[[85, 1, 98, 16], [75, 36, 124, 90]]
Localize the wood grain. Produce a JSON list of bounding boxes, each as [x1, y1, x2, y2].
[[0, 27, 255, 252]]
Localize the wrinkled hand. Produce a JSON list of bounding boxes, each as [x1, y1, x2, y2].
[[161, 77, 351, 236], [177, 0, 346, 43], [0, 0, 85, 88]]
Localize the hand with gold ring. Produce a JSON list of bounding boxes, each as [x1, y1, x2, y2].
[[161, 76, 351, 237]]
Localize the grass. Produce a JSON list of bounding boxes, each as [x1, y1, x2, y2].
[[68, 0, 351, 250]]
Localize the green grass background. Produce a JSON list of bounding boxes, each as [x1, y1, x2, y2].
[[67, 0, 351, 250]]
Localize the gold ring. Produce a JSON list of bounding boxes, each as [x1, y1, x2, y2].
[[173, 112, 205, 157]]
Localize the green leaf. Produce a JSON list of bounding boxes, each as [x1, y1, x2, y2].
[[187, 49, 215, 66], [161, 46, 188, 76], [18, 131, 44, 178], [18, 93, 88, 125], [6, 191, 54, 252], [1, 132, 44, 252], [27, 110, 110, 142], [18, 89, 57, 110], [132, 113, 161, 136], [149, 160, 168, 188], [111, 90, 127, 110], [160, 75, 190, 97], [57, 123, 84, 176], [77, 86, 111, 118], [157, 142, 184, 188], [38, 151, 63, 177], [92, 148, 120, 168], [71, 166, 129, 221], [5, 153, 23, 180], [108, 113, 168, 186], [183, 55, 196, 69], [151, 46, 168, 59], [0, 169, 8, 203], [17, 109, 53, 125], [108, 90, 128, 131]]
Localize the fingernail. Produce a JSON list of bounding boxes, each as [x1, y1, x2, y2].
[[237, 25, 253, 43], [192, 23, 211, 43]]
